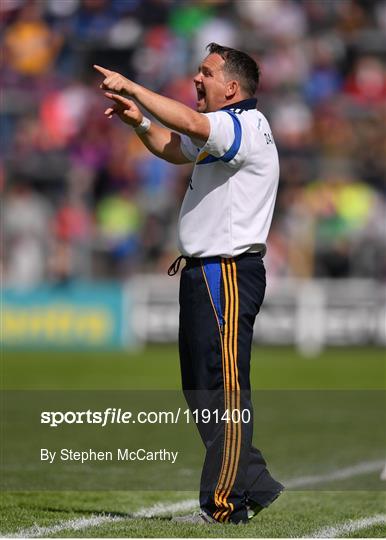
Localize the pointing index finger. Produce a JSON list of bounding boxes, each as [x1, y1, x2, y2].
[[93, 64, 113, 76], [104, 92, 130, 105]]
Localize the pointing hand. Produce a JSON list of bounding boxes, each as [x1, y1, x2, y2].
[[94, 64, 135, 96]]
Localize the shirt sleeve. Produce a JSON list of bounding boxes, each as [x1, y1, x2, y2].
[[200, 110, 244, 166], [180, 134, 200, 162]]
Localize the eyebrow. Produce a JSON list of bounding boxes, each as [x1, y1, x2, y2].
[[198, 64, 213, 73]]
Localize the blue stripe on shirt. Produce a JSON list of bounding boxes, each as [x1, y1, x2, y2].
[[195, 110, 242, 165], [220, 111, 242, 163]]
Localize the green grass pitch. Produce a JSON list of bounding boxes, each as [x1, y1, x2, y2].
[[1, 345, 385, 538]]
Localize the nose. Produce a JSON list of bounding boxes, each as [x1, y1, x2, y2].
[[193, 71, 202, 84]]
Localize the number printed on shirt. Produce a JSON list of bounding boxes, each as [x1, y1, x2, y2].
[[264, 132, 274, 145]]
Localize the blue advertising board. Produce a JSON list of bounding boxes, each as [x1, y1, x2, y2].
[[2, 282, 135, 349]]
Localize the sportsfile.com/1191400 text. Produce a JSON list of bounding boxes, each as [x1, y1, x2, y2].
[[40, 407, 251, 427]]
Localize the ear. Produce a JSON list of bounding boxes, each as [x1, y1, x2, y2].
[[225, 79, 238, 98]]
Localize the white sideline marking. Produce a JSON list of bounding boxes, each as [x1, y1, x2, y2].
[[133, 498, 197, 518], [5, 459, 383, 538], [9, 515, 125, 538], [284, 459, 385, 488], [310, 514, 386, 538], [6, 499, 199, 538]]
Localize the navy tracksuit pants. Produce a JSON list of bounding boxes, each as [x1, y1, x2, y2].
[[177, 253, 283, 523]]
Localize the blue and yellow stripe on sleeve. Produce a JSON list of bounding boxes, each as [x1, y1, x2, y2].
[[196, 112, 242, 166]]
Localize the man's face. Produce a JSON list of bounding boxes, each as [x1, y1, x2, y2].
[[193, 53, 229, 113]]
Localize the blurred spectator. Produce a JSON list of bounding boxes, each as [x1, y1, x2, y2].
[[94, 188, 141, 278], [271, 98, 314, 149], [68, 0, 117, 45], [39, 80, 95, 148], [304, 36, 343, 105], [131, 26, 185, 90], [49, 193, 93, 283], [260, 40, 310, 91], [2, 181, 53, 287], [304, 169, 384, 278], [3, 1, 62, 77], [235, 0, 307, 40], [344, 56, 386, 105]]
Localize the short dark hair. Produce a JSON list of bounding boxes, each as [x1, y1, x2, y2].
[[206, 42, 260, 96]]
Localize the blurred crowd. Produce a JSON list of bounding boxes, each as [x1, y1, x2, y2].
[[1, 0, 385, 287]]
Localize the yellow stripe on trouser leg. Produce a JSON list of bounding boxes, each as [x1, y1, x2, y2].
[[218, 260, 237, 522], [219, 261, 241, 521], [213, 259, 233, 521], [217, 260, 238, 522], [215, 259, 240, 522], [213, 260, 231, 520]]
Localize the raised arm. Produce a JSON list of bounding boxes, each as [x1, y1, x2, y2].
[[94, 64, 210, 142], [138, 123, 191, 165], [103, 92, 190, 164]]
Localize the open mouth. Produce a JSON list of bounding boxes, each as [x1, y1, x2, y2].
[[196, 87, 206, 101]]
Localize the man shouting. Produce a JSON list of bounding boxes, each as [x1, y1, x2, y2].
[[95, 42, 283, 524]]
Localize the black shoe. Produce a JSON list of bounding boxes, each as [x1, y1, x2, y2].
[[247, 489, 283, 520]]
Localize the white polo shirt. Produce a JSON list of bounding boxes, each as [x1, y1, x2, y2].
[[177, 98, 279, 258]]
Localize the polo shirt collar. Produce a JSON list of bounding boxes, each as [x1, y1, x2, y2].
[[220, 98, 257, 112]]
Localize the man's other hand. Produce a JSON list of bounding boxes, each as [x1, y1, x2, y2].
[[104, 93, 143, 128]]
